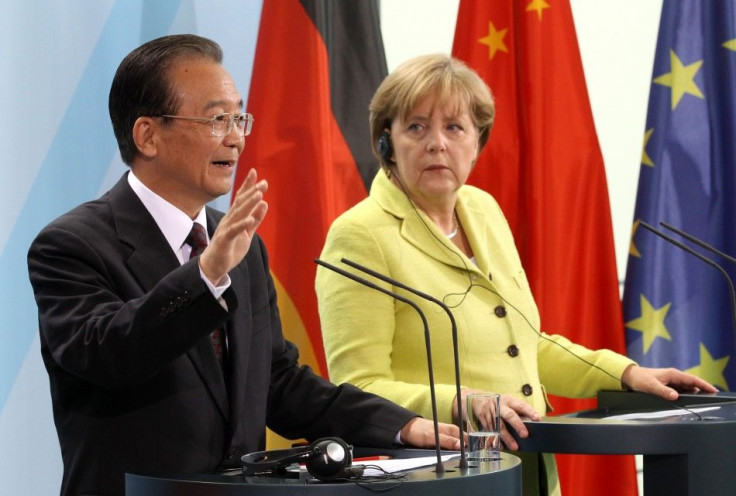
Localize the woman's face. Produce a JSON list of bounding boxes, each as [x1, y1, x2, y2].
[[389, 93, 480, 208]]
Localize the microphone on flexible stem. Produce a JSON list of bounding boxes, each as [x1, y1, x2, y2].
[[339, 257, 469, 469], [638, 221, 736, 343], [660, 221, 736, 263], [314, 259, 446, 475]]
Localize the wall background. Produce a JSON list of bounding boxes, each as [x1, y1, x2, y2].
[[0, 1, 661, 493]]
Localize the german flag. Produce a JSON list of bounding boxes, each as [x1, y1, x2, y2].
[[453, 1, 637, 494], [234, 1, 386, 382]]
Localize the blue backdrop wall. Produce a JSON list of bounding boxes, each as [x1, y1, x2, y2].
[[0, 2, 261, 493]]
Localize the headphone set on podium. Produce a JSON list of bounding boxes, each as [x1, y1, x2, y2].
[[241, 437, 365, 481]]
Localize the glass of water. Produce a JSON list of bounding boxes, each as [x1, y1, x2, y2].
[[466, 393, 502, 461]]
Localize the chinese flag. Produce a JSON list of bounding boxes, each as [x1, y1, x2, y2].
[[453, 1, 637, 495], [234, 1, 385, 382]]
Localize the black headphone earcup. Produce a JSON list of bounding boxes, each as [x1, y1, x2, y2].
[[305, 437, 354, 481], [377, 131, 394, 164]]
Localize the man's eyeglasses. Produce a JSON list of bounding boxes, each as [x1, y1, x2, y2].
[[160, 112, 254, 137]]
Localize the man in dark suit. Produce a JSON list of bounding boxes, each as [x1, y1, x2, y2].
[[27, 34, 461, 496]]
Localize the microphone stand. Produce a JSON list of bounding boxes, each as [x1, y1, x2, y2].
[[639, 221, 736, 344], [314, 259, 445, 474], [340, 258, 469, 469], [660, 221, 736, 263]]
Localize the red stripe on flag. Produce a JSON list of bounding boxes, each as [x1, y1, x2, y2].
[[236, 0, 368, 376]]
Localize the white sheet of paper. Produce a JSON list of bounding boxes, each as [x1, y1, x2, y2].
[[603, 406, 720, 420], [359, 454, 459, 476]]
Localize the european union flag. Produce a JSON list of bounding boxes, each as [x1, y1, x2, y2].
[[623, 0, 736, 390]]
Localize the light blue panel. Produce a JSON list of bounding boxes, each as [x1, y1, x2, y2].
[[0, 0, 116, 253], [0, 336, 62, 495], [0, 1, 181, 493], [0, 1, 262, 494], [0, 0, 183, 414], [191, 0, 263, 103]]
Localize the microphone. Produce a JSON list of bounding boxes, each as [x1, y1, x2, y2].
[[314, 258, 446, 474], [339, 257, 468, 469], [638, 221, 736, 342], [660, 221, 736, 263]]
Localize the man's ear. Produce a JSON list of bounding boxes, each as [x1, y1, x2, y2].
[[132, 116, 159, 159]]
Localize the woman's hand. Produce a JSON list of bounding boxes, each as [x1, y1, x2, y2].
[[496, 395, 541, 451], [621, 364, 718, 400], [453, 389, 541, 451]]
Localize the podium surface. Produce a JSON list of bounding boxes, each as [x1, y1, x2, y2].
[[517, 391, 736, 496], [126, 450, 521, 496]]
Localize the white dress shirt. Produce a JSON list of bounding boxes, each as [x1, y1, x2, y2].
[[127, 171, 230, 299]]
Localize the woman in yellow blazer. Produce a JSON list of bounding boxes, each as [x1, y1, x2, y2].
[[316, 54, 715, 496]]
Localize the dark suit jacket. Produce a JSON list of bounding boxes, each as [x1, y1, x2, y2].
[[28, 174, 415, 496]]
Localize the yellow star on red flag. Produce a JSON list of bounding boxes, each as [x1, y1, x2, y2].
[[478, 21, 509, 60], [526, 0, 550, 20]]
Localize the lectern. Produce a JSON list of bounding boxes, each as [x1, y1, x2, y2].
[[516, 391, 736, 496], [126, 449, 522, 495]]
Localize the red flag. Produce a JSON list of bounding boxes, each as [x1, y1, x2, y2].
[[235, 1, 386, 378], [453, 1, 636, 494]]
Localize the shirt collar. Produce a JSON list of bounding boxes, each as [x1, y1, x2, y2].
[[127, 171, 208, 256]]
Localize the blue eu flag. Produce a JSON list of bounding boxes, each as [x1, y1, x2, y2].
[[623, 0, 736, 390]]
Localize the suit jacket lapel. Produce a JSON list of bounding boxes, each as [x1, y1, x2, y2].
[[110, 174, 181, 290], [456, 199, 494, 280], [109, 174, 229, 419]]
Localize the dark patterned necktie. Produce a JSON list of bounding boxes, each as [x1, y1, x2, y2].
[[184, 223, 225, 368]]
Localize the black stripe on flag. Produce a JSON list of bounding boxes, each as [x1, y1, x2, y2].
[[300, 0, 387, 191]]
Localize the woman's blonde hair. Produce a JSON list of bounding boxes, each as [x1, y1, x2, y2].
[[369, 53, 495, 169]]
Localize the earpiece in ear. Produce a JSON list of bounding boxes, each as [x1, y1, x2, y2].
[[377, 131, 395, 165]]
